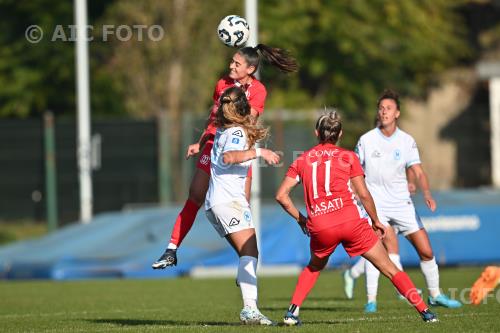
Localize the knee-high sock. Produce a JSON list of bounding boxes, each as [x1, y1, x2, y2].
[[391, 271, 427, 313], [350, 257, 366, 279], [420, 257, 440, 297], [365, 259, 380, 302], [237, 256, 258, 309], [169, 199, 201, 247], [291, 266, 321, 306], [389, 253, 403, 270]]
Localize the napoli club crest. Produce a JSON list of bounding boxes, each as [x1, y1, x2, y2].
[[393, 149, 401, 160]]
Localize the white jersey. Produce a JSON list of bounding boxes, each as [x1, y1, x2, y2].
[[355, 127, 421, 211], [205, 126, 251, 210]]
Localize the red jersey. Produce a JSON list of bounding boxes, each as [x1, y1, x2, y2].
[[286, 143, 365, 233], [205, 76, 267, 136]]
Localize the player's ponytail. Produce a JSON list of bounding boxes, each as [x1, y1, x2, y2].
[[215, 87, 268, 147], [315, 110, 342, 144], [238, 44, 298, 74]]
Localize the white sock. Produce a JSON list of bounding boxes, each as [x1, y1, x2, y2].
[[365, 259, 380, 302], [167, 242, 177, 250], [350, 257, 366, 279], [237, 256, 258, 309], [388, 253, 403, 271], [420, 257, 440, 297]]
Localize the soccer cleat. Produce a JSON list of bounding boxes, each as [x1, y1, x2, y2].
[[364, 301, 377, 313], [151, 249, 177, 269], [343, 270, 355, 299], [420, 309, 438, 322], [283, 311, 302, 326], [239, 307, 275, 326], [428, 294, 462, 308], [470, 266, 500, 305]]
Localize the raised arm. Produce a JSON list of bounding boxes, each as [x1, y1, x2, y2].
[[223, 148, 279, 165]]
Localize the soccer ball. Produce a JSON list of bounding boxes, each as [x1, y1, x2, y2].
[[217, 15, 250, 47]]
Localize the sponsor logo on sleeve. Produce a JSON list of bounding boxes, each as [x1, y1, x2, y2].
[[232, 129, 243, 137], [229, 217, 240, 226], [231, 138, 240, 144]]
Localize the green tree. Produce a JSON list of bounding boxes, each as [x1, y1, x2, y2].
[[97, 0, 239, 200], [0, 0, 120, 117], [259, 0, 472, 147]]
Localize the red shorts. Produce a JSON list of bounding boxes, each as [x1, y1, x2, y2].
[[309, 218, 378, 258], [196, 141, 213, 174], [195, 140, 253, 177]]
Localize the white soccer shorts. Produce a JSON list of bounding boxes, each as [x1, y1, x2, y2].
[[205, 201, 254, 237], [377, 202, 424, 236]]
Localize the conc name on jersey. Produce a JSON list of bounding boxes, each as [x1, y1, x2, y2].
[[310, 197, 344, 217], [308, 149, 339, 158]]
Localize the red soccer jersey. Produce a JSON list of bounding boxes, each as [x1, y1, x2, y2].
[[286, 143, 365, 233], [205, 76, 267, 136]]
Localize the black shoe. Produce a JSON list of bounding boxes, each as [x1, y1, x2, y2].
[[421, 309, 438, 322], [152, 249, 177, 269]]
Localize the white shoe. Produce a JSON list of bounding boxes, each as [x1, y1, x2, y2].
[[239, 307, 275, 326]]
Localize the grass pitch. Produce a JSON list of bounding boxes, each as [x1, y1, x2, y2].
[[1, 266, 499, 332]]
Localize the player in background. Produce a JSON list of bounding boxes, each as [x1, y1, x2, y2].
[[343, 168, 417, 300], [349, 89, 461, 313], [204, 87, 280, 325], [276, 111, 437, 326], [152, 45, 298, 268], [343, 113, 417, 300]]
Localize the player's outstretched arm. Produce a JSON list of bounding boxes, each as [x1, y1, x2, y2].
[[351, 175, 386, 238], [275, 176, 309, 236], [223, 148, 280, 165]]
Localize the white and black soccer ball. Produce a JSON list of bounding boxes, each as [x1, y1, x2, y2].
[[217, 15, 250, 48]]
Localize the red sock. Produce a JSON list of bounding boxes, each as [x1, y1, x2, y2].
[[169, 199, 201, 246], [391, 271, 427, 312], [290, 266, 321, 306]]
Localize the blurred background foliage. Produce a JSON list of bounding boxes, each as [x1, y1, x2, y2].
[[0, 0, 499, 145]]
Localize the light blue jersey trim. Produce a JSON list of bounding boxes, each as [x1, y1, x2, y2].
[[376, 127, 400, 141], [406, 160, 421, 168]]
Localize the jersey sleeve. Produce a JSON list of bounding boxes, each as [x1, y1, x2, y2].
[[406, 137, 421, 168], [285, 156, 302, 183], [354, 137, 365, 168], [248, 84, 266, 115], [222, 127, 248, 152], [350, 152, 365, 178], [212, 79, 224, 105]]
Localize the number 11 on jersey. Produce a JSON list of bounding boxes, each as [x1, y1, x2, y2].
[[312, 160, 332, 199]]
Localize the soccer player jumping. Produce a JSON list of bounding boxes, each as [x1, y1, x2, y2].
[[152, 45, 297, 268], [276, 111, 438, 325]]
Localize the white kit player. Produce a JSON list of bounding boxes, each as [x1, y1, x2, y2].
[[344, 89, 461, 313], [204, 86, 280, 325]]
